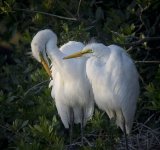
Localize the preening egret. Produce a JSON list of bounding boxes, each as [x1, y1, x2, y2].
[[64, 43, 139, 149], [31, 29, 94, 144]]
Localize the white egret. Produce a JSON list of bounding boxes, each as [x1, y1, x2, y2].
[[64, 43, 140, 149], [31, 29, 94, 145]]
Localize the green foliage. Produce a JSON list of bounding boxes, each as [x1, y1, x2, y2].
[[144, 67, 160, 111], [0, 0, 160, 149], [60, 23, 90, 44]]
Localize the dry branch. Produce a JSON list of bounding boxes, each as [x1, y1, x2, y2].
[[125, 37, 160, 46], [14, 8, 77, 21], [135, 60, 160, 64]]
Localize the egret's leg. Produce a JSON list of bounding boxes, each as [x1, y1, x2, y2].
[[121, 113, 129, 150], [81, 107, 84, 145], [69, 107, 74, 146], [123, 121, 129, 150]]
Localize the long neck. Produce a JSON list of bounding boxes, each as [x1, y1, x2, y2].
[[98, 45, 110, 58], [92, 47, 111, 61], [46, 39, 73, 76], [46, 39, 64, 69]]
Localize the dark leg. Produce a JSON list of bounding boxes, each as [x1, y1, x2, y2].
[[121, 112, 129, 150], [69, 107, 74, 146], [81, 107, 84, 145]]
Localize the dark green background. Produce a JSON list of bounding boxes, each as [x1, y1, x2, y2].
[[0, 0, 160, 149]]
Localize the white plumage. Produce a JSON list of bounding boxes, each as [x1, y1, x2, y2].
[[64, 43, 139, 134], [49, 41, 86, 100], [31, 29, 94, 130]]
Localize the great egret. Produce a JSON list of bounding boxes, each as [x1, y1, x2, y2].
[[31, 29, 94, 145], [64, 43, 140, 149]]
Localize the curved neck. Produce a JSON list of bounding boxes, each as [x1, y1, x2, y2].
[[46, 39, 64, 68], [46, 39, 73, 75], [47, 39, 63, 58]]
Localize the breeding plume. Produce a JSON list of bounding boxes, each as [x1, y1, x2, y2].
[[64, 43, 139, 149], [31, 29, 94, 144]]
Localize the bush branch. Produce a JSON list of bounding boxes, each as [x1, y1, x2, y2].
[[125, 37, 160, 46], [135, 60, 160, 64], [14, 8, 77, 21]]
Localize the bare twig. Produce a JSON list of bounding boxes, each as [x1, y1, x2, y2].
[[143, 114, 155, 125], [56, 0, 76, 19], [126, 46, 133, 52], [135, 60, 160, 64], [0, 124, 11, 131], [77, 0, 82, 17], [118, 121, 160, 150], [148, 14, 160, 35], [14, 8, 77, 21], [124, 37, 160, 47], [24, 79, 50, 96], [83, 137, 93, 147]]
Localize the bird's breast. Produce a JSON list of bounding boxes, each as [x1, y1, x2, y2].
[[55, 78, 89, 107]]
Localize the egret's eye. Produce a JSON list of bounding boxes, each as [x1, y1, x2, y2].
[[87, 49, 94, 53], [82, 49, 93, 54]]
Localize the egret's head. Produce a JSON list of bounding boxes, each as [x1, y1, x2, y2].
[[31, 29, 57, 76]]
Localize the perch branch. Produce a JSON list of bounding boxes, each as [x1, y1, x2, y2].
[[24, 79, 50, 96], [77, 0, 82, 17], [125, 37, 160, 46], [135, 60, 160, 64], [14, 8, 77, 21]]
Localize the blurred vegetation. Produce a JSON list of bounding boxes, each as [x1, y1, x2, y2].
[[0, 0, 160, 149]]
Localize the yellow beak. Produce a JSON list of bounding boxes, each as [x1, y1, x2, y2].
[[39, 53, 52, 77], [63, 49, 93, 59], [63, 51, 84, 59]]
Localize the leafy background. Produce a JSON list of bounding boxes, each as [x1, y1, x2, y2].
[[0, 0, 160, 149]]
